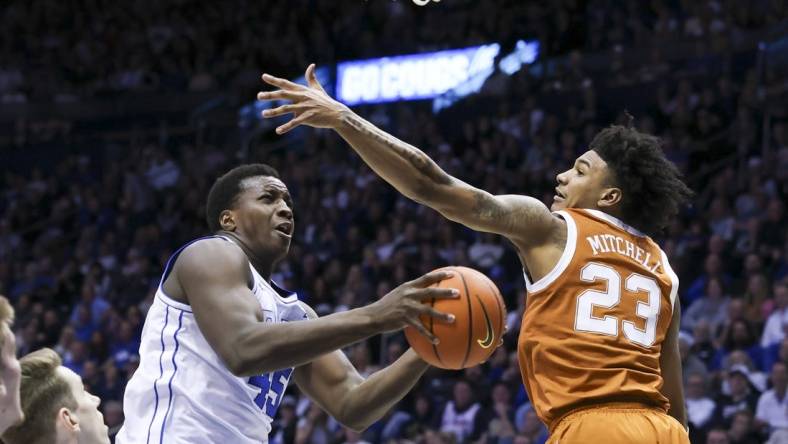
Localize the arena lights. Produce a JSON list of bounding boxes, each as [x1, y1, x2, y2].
[[335, 40, 538, 106]]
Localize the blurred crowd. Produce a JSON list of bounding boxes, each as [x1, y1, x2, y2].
[[1, 0, 787, 102], [2, 0, 788, 444]]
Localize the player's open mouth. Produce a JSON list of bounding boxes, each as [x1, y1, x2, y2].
[[274, 222, 293, 237], [554, 188, 565, 201]]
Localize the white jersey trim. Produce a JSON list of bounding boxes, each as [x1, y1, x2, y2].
[[583, 209, 647, 238], [157, 292, 193, 313], [660, 249, 680, 312], [523, 210, 577, 294]]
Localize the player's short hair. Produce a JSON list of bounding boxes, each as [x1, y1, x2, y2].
[[205, 164, 280, 232], [2, 348, 78, 444], [0, 295, 14, 348], [590, 123, 693, 236]]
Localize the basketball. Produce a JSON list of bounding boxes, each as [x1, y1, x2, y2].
[[405, 266, 506, 370]]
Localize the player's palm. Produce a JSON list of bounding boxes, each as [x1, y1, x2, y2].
[[257, 64, 350, 134]]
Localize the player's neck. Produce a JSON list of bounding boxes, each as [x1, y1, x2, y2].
[[220, 232, 275, 280], [247, 256, 274, 281], [592, 205, 623, 221]]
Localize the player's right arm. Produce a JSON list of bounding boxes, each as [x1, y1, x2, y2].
[[175, 238, 456, 376], [659, 302, 688, 431], [258, 66, 562, 248]]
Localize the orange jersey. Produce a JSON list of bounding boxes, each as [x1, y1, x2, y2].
[[517, 208, 678, 432]]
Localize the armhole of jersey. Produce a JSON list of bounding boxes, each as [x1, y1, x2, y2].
[[157, 235, 236, 310], [660, 249, 679, 313], [524, 210, 577, 294]]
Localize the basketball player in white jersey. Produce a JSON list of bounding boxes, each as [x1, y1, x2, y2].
[[117, 164, 458, 443]]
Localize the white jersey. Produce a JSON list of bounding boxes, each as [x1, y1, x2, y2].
[[117, 236, 307, 444]]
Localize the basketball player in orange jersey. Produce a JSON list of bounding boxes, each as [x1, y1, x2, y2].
[[258, 64, 694, 443]]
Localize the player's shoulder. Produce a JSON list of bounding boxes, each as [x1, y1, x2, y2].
[[176, 236, 248, 277]]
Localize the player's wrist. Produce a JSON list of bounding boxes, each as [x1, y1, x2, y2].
[[334, 107, 358, 132], [403, 348, 431, 368], [356, 304, 385, 333]]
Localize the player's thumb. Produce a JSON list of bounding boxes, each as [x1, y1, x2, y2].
[[307, 63, 326, 93]]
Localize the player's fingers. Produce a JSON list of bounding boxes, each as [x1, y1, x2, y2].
[[262, 103, 308, 118], [257, 90, 304, 102], [411, 270, 454, 288], [418, 305, 455, 324], [306, 63, 327, 94], [407, 318, 439, 344], [414, 287, 459, 300], [275, 111, 314, 135], [261, 73, 303, 90]]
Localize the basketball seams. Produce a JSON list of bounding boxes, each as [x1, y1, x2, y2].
[[458, 269, 473, 369]]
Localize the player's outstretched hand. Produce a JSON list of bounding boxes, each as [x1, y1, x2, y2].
[[369, 271, 458, 344], [258, 64, 350, 135]]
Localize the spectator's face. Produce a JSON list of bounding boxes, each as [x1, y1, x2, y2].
[[728, 373, 748, 396], [386, 342, 403, 364], [57, 367, 109, 444], [226, 176, 294, 262], [727, 300, 744, 321], [744, 254, 761, 273], [706, 430, 729, 444], [704, 255, 721, 275], [729, 413, 751, 438], [767, 199, 784, 221], [0, 324, 23, 430], [727, 351, 749, 367], [774, 285, 788, 309], [522, 410, 542, 435], [102, 402, 123, 428], [424, 429, 452, 444], [416, 396, 430, 416], [771, 363, 787, 391], [278, 404, 295, 423], [707, 279, 722, 298], [731, 321, 749, 344], [453, 381, 472, 409], [686, 374, 706, 398], [693, 320, 711, 342], [119, 322, 133, 342], [552, 150, 616, 212], [77, 306, 91, 323], [492, 384, 510, 405]]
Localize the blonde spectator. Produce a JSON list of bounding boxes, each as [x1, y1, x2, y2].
[[0, 295, 22, 434]]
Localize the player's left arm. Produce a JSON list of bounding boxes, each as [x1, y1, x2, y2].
[[293, 304, 428, 432], [258, 66, 562, 248], [659, 301, 688, 431]]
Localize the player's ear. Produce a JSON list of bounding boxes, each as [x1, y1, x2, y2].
[[57, 408, 80, 433], [219, 210, 237, 231], [598, 186, 622, 209]]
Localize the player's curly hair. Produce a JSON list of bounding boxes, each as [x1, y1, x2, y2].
[[205, 164, 280, 232], [590, 122, 693, 236]]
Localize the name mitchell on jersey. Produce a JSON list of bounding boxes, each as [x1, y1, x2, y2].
[[585, 233, 662, 274]]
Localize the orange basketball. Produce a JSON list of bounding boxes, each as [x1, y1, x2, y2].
[[405, 266, 506, 369]]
